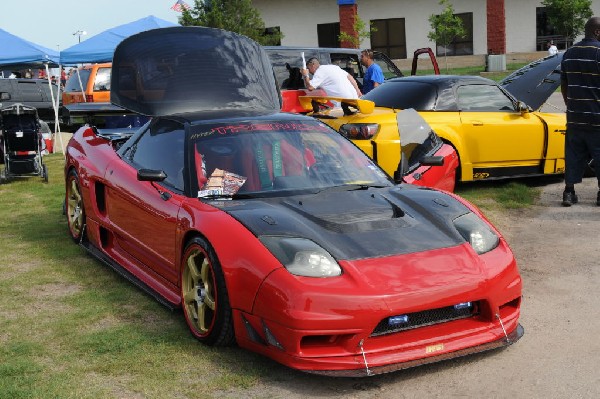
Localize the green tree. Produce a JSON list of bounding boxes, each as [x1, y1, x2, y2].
[[427, 0, 466, 72], [338, 16, 376, 49], [542, 0, 592, 47], [178, 0, 283, 46]]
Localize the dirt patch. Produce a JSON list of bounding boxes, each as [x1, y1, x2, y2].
[[227, 177, 600, 398]]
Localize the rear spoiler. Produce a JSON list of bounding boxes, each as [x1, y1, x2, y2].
[[60, 102, 133, 126], [60, 102, 149, 138], [298, 96, 375, 115], [1, 103, 39, 117]]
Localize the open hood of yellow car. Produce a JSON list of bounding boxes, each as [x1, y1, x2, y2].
[[500, 53, 562, 111]]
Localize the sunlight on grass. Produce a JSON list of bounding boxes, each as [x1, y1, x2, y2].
[[456, 180, 541, 211], [0, 154, 268, 398], [414, 62, 529, 82], [0, 153, 543, 398]]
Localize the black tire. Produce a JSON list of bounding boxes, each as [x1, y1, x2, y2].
[[66, 169, 86, 242], [181, 236, 235, 346], [42, 164, 48, 183], [0, 168, 10, 184]]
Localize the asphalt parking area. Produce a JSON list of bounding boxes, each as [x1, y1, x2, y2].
[[239, 181, 600, 399]]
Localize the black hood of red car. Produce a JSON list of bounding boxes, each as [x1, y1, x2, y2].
[[217, 185, 469, 260], [500, 53, 562, 111], [111, 26, 281, 117]]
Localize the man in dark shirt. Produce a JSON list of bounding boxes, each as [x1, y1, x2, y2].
[[560, 16, 600, 206]]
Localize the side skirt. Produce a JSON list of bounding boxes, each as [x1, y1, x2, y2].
[[472, 166, 561, 181], [80, 240, 179, 312]]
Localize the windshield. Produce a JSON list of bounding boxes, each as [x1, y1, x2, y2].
[[191, 119, 392, 198], [64, 69, 91, 92]]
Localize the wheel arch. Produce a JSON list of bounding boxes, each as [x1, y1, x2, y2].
[[434, 125, 470, 182], [179, 231, 236, 346]]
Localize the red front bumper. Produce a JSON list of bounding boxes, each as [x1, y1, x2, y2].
[[233, 242, 522, 375]]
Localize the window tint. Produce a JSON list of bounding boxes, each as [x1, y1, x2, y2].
[[373, 53, 403, 79], [330, 53, 363, 79], [93, 67, 111, 91], [265, 49, 318, 89], [457, 85, 515, 111], [64, 69, 91, 92], [363, 81, 437, 110], [190, 119, 391, 196], [129, 120, 186, 192]]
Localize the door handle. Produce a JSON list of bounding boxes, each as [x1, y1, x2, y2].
[[471, 121, 483, 126]]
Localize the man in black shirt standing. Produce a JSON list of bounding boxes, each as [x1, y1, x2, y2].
[[560, 16, 600, 206]]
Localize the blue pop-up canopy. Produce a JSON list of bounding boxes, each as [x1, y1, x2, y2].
[[59, 15, 178, 65], [0, 28, 59, 68]]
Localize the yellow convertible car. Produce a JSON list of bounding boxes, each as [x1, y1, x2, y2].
[[304, 54, 565, 183]]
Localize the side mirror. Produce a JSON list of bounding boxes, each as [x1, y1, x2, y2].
[[420, 155, 444, 166], [393, 154, 445, 184], [516, 101, 529, 113], [394, 152, 409, 184], [137, 169, 167, 182]]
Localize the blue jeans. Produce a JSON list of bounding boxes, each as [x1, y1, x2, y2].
[[564, 130, 600, 185]]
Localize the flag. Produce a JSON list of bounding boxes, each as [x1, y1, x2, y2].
[[171, 0, 191, 12]]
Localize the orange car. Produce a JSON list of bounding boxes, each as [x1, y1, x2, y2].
[[62, 63, 112, 105]]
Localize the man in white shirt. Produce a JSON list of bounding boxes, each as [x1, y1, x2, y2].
[[300, 58, 362, 100]]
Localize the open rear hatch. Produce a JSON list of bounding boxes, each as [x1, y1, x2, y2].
[[111, 26, 282, 117]]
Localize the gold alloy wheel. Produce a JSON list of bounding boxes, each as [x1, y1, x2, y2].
[[67, 173, 84, 240], [182, 248, 216, 335]]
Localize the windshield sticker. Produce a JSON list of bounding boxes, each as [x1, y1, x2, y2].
[[198, 168, 246, 198], [190, 122, 330, 140]]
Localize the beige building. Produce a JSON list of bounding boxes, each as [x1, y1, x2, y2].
[[253, 0, 600, 58]]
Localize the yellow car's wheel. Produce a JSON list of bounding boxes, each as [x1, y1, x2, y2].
[[66, 169, 85, 242], [181, 237, 234, 346]]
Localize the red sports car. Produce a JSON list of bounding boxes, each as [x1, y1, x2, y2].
[[64, 27, 523, 376]]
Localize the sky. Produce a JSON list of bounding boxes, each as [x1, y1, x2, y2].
[[0, 0, 183, 52]]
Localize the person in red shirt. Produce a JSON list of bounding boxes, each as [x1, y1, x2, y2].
[[60, 67, 67, 87]]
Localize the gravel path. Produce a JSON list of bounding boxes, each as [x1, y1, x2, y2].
[[235, 96, 600, 398]]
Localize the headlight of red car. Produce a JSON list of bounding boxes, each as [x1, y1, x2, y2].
[[453, 213, 500, 255], [259, 236, 342, 277], [339, 123, 380, 140]]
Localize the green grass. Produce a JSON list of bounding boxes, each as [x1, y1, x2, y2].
[[0, 153, 543, 398], [456, 179, 543, 211], [415, 62, 529, 81], [0, 154, 279, 399]]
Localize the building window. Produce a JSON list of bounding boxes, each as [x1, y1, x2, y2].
[[434, 12, 473, 56], [317, 23, 340, 48], [264, 27, 282, 46], [536, 7, 570, 51], [370, 18, 407, 59]]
